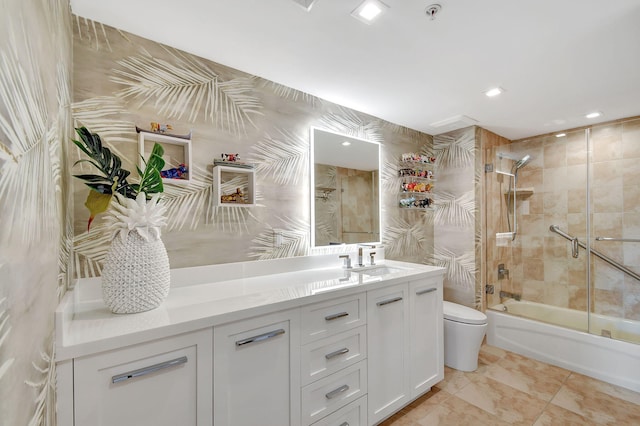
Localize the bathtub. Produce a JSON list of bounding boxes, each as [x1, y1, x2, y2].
[[487, 299, 640, 392]]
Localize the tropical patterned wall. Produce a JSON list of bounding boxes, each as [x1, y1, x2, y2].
[[0, 0, 72, 424], [71, 18, 437, 276], [431, 127, 481, 308]]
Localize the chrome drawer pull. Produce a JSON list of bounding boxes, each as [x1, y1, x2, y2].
[[325, 347, 350, 360], [236, 328, 285, 347], [377, 296, 402, 306], [325, 311, 349, 321], [416, 287, 437, 295], [112, 356, 188, 384], [325, 384, 350, 399], [339, 423, 349, 426]]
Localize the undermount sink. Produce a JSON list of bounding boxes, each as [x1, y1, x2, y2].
[[355, 266, 403, 276]]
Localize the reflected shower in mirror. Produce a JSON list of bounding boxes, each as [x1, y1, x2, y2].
[[310, 127, 380, 247]]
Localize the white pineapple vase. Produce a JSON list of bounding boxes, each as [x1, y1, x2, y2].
[[102, 230, 170, 314], [101, 193, 170, 314]]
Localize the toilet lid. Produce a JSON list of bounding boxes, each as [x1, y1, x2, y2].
[[443, 301, 487, 325]]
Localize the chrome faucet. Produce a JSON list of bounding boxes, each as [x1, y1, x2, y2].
[[339, 254, 352, 269], [369, 252, 376, 266], [357, 247, 365, 267]]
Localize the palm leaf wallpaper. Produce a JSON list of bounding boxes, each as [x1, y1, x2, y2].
[[111, 46, 262, 136], [0, 0, 71, 424]]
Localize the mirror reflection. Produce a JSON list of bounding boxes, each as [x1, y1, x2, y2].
[[311, 127, 380, 247]]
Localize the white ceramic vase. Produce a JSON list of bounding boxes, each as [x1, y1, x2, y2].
[[102, 229, 170, 314]]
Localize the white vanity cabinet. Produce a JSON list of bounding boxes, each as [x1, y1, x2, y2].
[[72, 328, 212, 426], [409, 278, 444, 398], [56, 257, 445, 426], [366, 283, 411, 424], [213, 309, 301, 426], [366, 277, 444, 425]]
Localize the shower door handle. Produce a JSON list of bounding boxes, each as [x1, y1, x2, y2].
[[571, 237, 579, 258]]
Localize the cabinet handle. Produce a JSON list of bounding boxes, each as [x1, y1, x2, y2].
[[325, 311, 349, 321], [111, 356, 188, 384], [325, 347, 350, 360], [416, 287, 437, 295], [325, 384, 350, 399], [339, 423, 349, 426], [377, 296, 402, 307], [235, 328, 285, 347]]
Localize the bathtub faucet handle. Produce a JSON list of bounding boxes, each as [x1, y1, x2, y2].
[[498, 263, 509, 280]]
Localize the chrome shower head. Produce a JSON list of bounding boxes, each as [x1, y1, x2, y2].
[[514, 154, 531, 170]]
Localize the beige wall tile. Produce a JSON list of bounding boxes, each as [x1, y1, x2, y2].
[[622, 118, 640, 158], [591, 123, 623, 162], [544, 141, 567, 169]]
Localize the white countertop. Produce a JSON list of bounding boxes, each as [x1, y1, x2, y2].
[[55, 254, 444, 361]]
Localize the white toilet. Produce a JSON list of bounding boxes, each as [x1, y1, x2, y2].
[[443, 301, 488, 372]]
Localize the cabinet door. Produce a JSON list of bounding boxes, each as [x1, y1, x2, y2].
[[214, 309, 300, 426], [367, 283, 410, 425], [74, 328, 212, 426], [409, 277, 444, 398]]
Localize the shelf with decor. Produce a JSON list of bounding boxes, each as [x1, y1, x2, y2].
[[213, 165, 255, 207], [397, 153, 436, 211], [137, 126, 192, 185]]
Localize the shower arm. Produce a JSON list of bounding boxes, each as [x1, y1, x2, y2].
[[549, 225, 640, 282]]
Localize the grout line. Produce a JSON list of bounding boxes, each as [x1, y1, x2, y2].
[[530, 371, 573, 425]]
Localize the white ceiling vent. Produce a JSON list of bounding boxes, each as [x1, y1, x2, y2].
[[292, 0, 318, 11], [428, 115, 478, 135]]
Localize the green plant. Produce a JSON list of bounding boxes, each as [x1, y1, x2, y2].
[[72, 126, 165, 230]]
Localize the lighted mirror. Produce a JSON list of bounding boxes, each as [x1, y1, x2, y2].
[[310, 127, 380, 247]]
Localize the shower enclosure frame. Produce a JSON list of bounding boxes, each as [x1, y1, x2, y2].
[[484, 120, 640, 345]]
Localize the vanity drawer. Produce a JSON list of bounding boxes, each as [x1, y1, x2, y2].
[[301, 326, 367, 386], [311, 396, 367, 426], [301, 360, 367, 426], [301, 293, 366, 344]]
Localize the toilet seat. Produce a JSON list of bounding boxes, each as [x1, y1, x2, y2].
[[443, 301, 487, 325]]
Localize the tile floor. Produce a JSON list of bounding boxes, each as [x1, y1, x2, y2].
[[380, 344, 640, 425]]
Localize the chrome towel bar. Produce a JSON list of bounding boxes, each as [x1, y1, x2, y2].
[[596, 237, 640, 243], [550, 225, 640, 282]]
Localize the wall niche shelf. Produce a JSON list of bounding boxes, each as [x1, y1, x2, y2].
[[503, 187, 534, 197], [213, 165, 255, 207], [398, 153, 436, 211], [137, 126, 192, 185]]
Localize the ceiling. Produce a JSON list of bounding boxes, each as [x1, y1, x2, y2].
[[70, 0, 640, 140]]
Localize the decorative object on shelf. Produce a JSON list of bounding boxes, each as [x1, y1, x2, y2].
[[150, 122, 173, 133], [401, 181, 433, 193], [399, 196, 433, 209], [136, 126, 192, 184], [401, 152, 436, 164], [213, 153, 255, 169], [73, 127, 170, 314], [160, 163, 188, 179], [220, 188, 246, 204]]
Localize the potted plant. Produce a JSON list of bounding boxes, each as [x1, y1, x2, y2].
[[73, 126, 170, 314]]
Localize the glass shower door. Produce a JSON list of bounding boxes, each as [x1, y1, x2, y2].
[[484, 127, 590, 333], [588, 118, 640, 344]]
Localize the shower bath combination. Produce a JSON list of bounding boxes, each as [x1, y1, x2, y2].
[[497, 153, 531, 241]]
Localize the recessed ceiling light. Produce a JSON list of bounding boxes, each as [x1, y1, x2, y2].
[[585, 111, 602, 119], [485, 87, 504, 97], [341, 141, 351, 146], [555, 133, 566, 138], [351, 0, 389, 24]]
